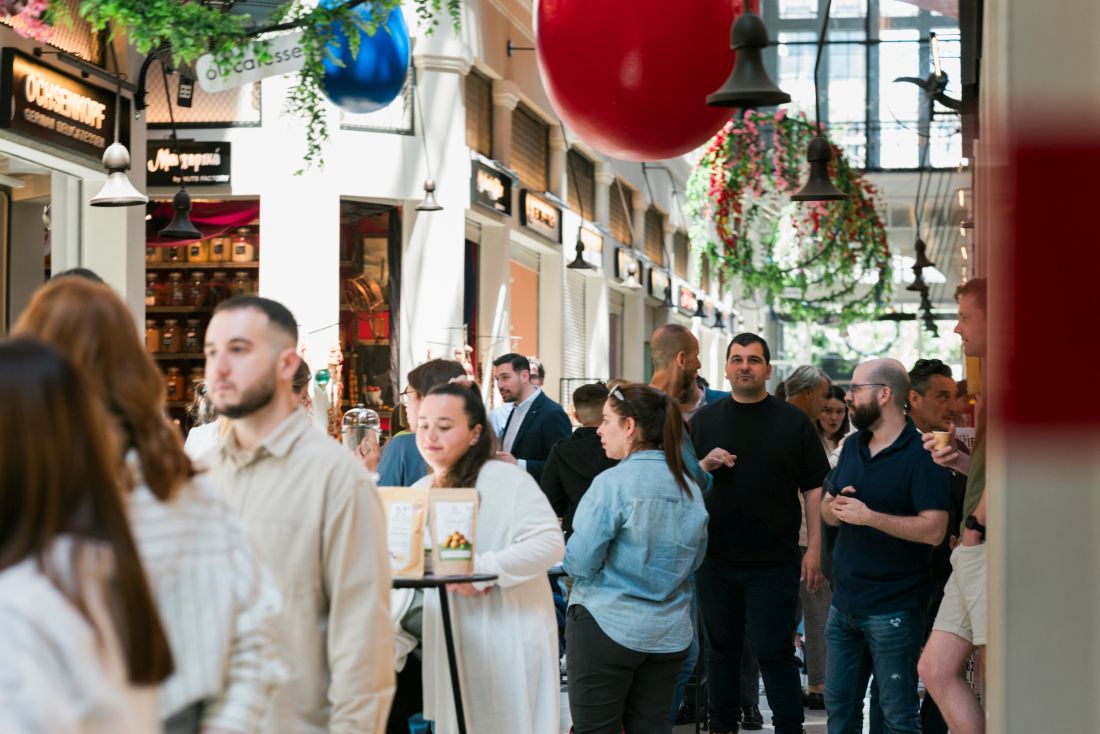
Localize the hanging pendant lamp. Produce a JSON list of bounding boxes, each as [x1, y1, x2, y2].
[[623, 264, 644, 290], [712, 309, 726, 330], [416, 178, 443, 212], [906, 268, 929, 293], [693, 296, 707, 319], [566, 232, 596, 270], [706, 11, 791, 109], [91, 44, 147, 207], [913, 237, 935, 270], [159, 185, 202, 240], [791, 0, 850, 203]]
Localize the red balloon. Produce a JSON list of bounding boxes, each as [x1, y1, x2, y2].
[[536, 0, 742, 161]]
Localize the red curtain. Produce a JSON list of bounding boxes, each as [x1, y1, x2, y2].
[[146, 200, 261, 246]]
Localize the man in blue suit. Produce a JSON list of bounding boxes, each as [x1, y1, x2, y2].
[[493, 353, 572, 483]]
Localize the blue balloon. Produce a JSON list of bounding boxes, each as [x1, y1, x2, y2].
[[320, 3, 411, 114]]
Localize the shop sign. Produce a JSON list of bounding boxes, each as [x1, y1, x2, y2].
[[0, 49, 128, 161], [648, 268, 671, 302], [520, 190, 562, 243], [471, 161, 512, 216], [196, 31, 306, 93], [579, 227, 603, 268], [146, 141, 232, 186], [678, 285, 698, 315]]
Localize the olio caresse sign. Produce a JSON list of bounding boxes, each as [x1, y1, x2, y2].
[[0, 49, 129, 161]]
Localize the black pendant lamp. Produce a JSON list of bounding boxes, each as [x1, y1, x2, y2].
[[906, 268, 929, 293], [566, 232, 596, 270], [693, 296, 707, 319], [913, 237, 935, 270], [712, 308, 726, 330], [791, 0, 849, 203], [156, 66, 201, 240], [706, 11, 791, 109]]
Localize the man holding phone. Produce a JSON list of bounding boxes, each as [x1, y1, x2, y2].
[[821, 358, 952, 734]]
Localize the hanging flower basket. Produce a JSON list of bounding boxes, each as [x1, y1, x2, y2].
[[687, 109, 892, 325]]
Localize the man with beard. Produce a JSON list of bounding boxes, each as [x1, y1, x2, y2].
[[821, 358, 951, 734], [202, 296, 395, 734], [493, 352, 571, 482], [690, 333, 829, 734]]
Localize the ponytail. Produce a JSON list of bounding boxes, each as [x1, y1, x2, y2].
[[608, 383, 694, 497]]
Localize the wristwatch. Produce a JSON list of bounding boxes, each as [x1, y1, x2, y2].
[[964, 514, 986, 541]]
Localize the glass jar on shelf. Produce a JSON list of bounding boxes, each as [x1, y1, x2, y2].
[[231, 228, 256, 262], [188, 272, 207, 307], [145, 273, 160, 307], [145, 320, 161, 354], [231, 271, 254, 297], [187, 239, 210, 263], [189, 367, 205, 400], [184, 319, 203, 353], [165, 367, 185, 402], [209, 237, 231, 262], [167, 272, 186, 306], [145, 246, 163, 264], [208, 271, 230, 305], [161, 319, 182, 354], [164, 245, 186, 263]]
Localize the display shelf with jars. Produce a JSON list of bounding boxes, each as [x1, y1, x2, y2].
[[338, 201, 398, 434], [145, 219, 260, 434]]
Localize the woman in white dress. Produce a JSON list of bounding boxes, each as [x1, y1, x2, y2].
[[414, 381, 565, 734], [0, 339, 173, 733]]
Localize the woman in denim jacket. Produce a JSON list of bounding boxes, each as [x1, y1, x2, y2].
[[565, 383, 709, 734]]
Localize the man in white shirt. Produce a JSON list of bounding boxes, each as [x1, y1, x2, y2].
[[202, 296, 394, 734], [492, 353, 572, 482]]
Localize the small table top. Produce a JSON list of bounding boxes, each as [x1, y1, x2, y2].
[[392, 574, 498, 589]]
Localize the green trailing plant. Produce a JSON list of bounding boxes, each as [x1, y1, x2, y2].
[[7, 0, 462, 168], [686, 109, 892, 325]]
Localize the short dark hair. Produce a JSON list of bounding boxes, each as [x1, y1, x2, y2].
[[214, 296, 298, 343], [572, 382, 609, 424], [292, 358, 312, 395], [528, 357, 545, 380], [407, 359, 467, 397], [908, 358, 953, 396], [493, 353, 530, 374], [50, 267, 103, 283], [726, 332, 771, 364], [954, 277, 987, 313]]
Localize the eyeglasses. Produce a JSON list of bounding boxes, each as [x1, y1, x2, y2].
[[849, 383, 887, 393], [399, 388, 414, 405], [610, 386, 635, 417]]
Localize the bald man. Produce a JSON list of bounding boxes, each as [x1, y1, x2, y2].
[[649, 323, 727, 421], [821, 358, 952, 734]]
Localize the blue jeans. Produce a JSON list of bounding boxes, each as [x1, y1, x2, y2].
[[824, 606, 924, 734], [697, 559, 804, 734]]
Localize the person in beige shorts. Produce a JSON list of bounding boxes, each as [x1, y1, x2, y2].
[[934, 541, 987, 646]]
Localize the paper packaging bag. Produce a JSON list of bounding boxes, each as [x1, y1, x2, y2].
[[429, 489, 479, 577], [379, 487, 429, 579]]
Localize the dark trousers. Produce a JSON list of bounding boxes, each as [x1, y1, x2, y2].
[[567, 605, 689, 734], [741, 631, 761, 706], [696, 559, 804, 734]]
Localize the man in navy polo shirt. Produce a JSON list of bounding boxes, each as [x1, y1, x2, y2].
[[821, 358, 951, 734]]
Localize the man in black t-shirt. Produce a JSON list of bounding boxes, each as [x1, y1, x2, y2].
[[691, 333, 830, 734]]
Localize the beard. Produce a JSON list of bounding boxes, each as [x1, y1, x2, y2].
[[674, 371, 696, 404], [850, 400, 882, 431], [218, 374, 277, 419]]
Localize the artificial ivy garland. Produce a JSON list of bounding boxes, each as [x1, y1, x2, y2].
[[687, 109, 893, 325], [4, 0, 462, 169]]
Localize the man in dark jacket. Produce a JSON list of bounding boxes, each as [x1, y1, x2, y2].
[[540, 382, 618, 537], [493, 353, 573, 482]]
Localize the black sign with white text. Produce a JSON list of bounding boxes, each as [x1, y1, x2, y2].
[[146, 141, 231, 186]]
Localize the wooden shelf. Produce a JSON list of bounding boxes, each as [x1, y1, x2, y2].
[[153, 353, 205, 360], [147, 261, 259, 270], [146, 305, 215, 313]]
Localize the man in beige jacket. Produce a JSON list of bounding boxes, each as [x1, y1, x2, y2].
[[202, 295, 394, 733]]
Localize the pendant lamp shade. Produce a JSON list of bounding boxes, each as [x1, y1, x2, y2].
[[707, 12, 791, 109], [158, 186, 202, 240], [566, 236, 596, 270], [623, 265, 644, 290], [693, 297, 707, 318], [416, 178, 443, 212], [91, 142, 148, 207], [913, 237, 935, 270], [906, 268, 929, 292], [791, 136, 849, 202]]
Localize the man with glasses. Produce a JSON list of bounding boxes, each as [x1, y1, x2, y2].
[[690, 333, 830, 734], [821, 359, 952, 734]]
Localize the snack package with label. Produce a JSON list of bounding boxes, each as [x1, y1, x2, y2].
[[429, 488, 479, 577], [379, 486, 429, 579]]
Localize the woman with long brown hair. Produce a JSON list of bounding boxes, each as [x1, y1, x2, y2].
[[412, 380, 565, 734], [0, 339, 172, 732], [14, 278, 282, 734], [564, 382, 709, 734]]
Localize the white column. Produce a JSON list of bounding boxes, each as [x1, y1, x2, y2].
[[631, 193, 648, 252], [491, 81, 520, 167], [663, 219, 677, 275], [595, 164, 613, 230], [548, 126, 566, 199]]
